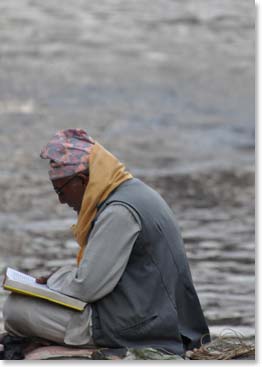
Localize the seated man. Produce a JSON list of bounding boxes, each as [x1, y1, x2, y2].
[[3, 128, 210, 357]]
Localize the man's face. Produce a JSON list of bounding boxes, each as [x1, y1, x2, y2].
[[51, 173, 89, 214]]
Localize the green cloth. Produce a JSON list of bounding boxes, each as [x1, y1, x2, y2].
[[125, 348, 183, 360]]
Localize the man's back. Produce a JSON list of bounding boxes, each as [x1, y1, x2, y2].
[[91, 178, 210, 355]]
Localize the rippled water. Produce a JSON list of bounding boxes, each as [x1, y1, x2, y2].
[[0, 0, 255, 341]]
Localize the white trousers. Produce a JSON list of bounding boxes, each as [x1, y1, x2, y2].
[[3, 293, 94, 346]]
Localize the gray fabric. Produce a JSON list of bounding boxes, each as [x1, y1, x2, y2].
[[64, 304, 93, 346], [47, 203, 141, 302], [3, 293, 90, 345], [91, 178, 210, 355], [3, 203, 141, 346]]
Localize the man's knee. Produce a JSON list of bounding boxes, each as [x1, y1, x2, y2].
[[3, 294, 16, 324], [3, 294, 15, 334], [3, 294, 29, 336]]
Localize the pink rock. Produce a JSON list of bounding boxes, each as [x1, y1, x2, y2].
[[25, 345, 97, 360]]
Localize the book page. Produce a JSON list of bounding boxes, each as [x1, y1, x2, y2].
[[6, 268, 47, 289]]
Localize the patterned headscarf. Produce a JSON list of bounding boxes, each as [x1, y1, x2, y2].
[[40, 129, 95, 179]]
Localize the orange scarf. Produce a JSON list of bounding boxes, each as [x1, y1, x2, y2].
[[72, 142, 133, 265]]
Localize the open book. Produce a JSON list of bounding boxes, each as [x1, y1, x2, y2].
[[3, 267, 87, 311]]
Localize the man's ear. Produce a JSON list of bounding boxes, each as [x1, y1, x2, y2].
[[78, 173, 89, 186]]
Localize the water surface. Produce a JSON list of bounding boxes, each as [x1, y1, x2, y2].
[[0, 0, 255, 341]]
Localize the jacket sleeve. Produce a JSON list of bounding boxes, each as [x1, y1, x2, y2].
[[47, 203, 141, 302]]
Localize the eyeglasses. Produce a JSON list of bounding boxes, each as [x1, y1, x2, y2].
[[54, 174, 78, 196]]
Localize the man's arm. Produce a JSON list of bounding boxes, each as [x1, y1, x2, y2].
[[47, 203, 141, 302]]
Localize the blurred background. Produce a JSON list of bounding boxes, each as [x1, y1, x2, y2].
[[0, 0, 255, 341]]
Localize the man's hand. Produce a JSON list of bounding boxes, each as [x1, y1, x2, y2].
[[36, 269, 58, 284], [35, 276, 50, 284]]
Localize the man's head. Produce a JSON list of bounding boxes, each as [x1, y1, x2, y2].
[[51, 170, 89, 213], [40, 129, 95, 213]]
